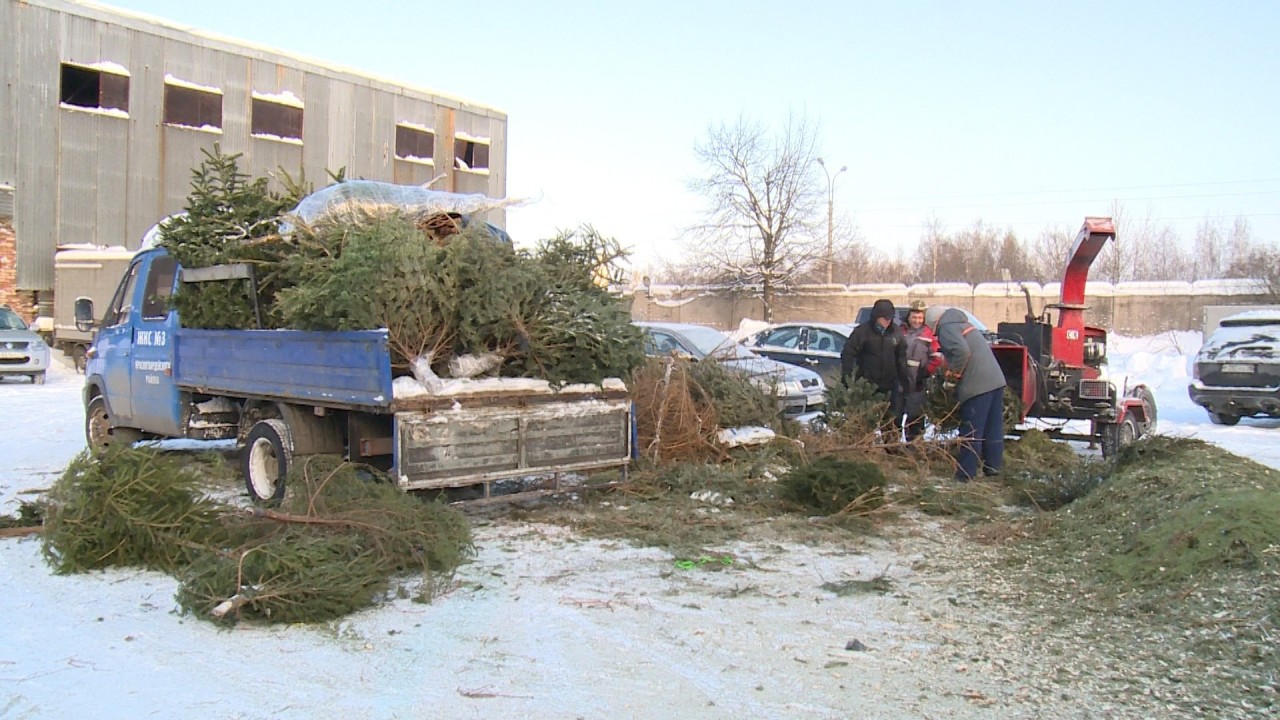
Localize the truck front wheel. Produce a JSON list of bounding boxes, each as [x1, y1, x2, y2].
[[243, 419, 292, 506], [85, 396, 141, 452]]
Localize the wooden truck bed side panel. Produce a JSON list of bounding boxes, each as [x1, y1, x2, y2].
[[395, 398, 632, 490]]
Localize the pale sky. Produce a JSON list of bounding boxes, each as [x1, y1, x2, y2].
[[100, 0, 1280, 270]]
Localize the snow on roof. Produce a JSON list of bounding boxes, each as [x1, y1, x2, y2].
[[66, 59, 130, 76], [973, 282, 1026, 297], [250, 132, 304, 145], [59, 103, 128, 119], [906, 282, 972, 295], [1193, 279, 1267, 295], [164, 74, 222, 94], [54, 247, 135, 262], [1114, 281, 1193, 296], [845, 283, 908, 294], [396, 120, 435, 134], [251, 89, 304, 108]]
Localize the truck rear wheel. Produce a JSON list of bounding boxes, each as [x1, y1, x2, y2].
[[243, 419, 292, 506]]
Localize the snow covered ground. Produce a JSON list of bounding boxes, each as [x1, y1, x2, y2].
[[0, 335, 1275, 718]]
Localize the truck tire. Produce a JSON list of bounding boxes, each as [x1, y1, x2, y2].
[[1101, 416, 1137, 459], [32, 372, 46, 385], [243, 419, 292, 506], [1207, 411, 1240, 426], [85, 396, 142, 452]]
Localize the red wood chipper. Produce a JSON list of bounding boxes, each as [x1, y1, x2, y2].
[[992, 217, 1157, 457]]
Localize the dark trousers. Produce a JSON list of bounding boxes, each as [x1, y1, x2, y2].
[[882, 385, 905, 431], [903, 390, 927, 441], [955, 387, 1005, 480]]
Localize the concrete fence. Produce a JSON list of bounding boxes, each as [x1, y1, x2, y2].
[[629, 280, 1273, 335]]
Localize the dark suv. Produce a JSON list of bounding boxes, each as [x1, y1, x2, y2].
[[1188, 310, 1280, 425]]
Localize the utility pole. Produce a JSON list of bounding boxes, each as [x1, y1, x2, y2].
[[816, 157, 847, 285]]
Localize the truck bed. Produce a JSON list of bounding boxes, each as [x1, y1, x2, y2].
[[174, 328, 394, 411]]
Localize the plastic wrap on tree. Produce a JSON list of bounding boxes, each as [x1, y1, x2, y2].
[[280, 180, 518, 242]]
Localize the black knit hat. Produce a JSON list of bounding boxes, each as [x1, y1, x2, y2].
[[871, 299, 896, 321]]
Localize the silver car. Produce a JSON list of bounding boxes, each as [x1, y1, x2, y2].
[[0, 305, 51, 384], [635, 321, 826, 420]]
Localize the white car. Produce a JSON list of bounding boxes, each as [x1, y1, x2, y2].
[[0, 305, 51, 384]]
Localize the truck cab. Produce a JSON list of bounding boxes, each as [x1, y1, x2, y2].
[[81, 248, 184, 443]]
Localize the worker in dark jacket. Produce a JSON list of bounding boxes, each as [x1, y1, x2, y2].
[[925, 305, 1006, 481], [842, 299, 910, 431]]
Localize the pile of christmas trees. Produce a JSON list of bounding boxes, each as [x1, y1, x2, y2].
[[159, 147, 644, 386]]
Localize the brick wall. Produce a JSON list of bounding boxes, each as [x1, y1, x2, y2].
[[0, 220, 36, 319]]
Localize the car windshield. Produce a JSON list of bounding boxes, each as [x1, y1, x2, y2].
[[0, 309, 28, 331], [679, 325, 755, 360]]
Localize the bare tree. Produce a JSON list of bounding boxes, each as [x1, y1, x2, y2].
[[1241, 244, 1280, 301], [1096, 202, 1191, 282], [909, 219, 1026, 283], [798, 214, 870, 284], [1027, 225, 1076, 283], [686, 114, 824, 320]]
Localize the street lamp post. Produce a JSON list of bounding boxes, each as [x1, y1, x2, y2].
[[816, 157, 847, 285]]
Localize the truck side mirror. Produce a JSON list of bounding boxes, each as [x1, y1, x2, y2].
[[74, 297, 95, 332]]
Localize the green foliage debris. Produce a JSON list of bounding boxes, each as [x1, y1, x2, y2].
[[781, 456, 887, 515], [42, 447, 227, 573], [40, 448, 473, 626]]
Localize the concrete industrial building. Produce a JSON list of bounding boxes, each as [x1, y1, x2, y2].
[[0, 0, 508, 318]]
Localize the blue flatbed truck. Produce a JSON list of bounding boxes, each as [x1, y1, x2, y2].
[[76, 247, 633, 503]]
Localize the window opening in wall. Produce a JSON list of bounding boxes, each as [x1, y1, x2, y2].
[[251, 92, 304, 142], [395, 123, 435, 163], [59, 62, 130, 113], [454, 135, 490, 171], [163, 77, 223, 131]]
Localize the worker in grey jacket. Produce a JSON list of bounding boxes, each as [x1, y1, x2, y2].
[[924, 306, 1006, 480]]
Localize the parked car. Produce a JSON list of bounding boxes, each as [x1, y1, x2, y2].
[[1188, 309, 1280, 425], [0, 305, 51, 384], [635, 321, 826, 421], [740, 322, 853, 387]]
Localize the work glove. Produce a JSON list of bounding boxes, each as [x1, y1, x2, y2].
[[942, 369, 961, 390]]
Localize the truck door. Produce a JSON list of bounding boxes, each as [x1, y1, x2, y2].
[[128, 254, 183, 435], [95, 260, 142, 422]]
